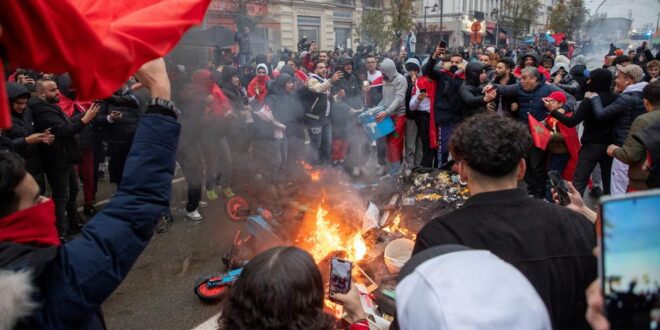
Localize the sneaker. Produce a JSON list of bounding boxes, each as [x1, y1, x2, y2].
[[186, 209, 203, 223], [352, 167, 361, 176], [156, 214, 173, 233], [198, 201, 209, 208], [223, 187, 235, 198], [206, 189, 218, 201]]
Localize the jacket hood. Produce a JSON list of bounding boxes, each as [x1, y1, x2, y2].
[[587, 69, 612, 93], [6, 82, 30, 102], [405, 58, 421, 72], [269, 73, 291, 95], [623, 81, 648, 94], [220, 66, 238, 85], [573, 55, 587, 67], [520, 52, 540, 66], [550, 63, 570, 76], [554, 55, 570, 66], [0, 270, 37, 330], [256, 63, 269, 75], [54, 73, 76, 100], [396, 247, 551, 330], [380, 58, 399, 80], [465, 62, 485, 85]]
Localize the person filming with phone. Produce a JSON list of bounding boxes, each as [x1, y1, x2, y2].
[[412, 113, 597, 329]]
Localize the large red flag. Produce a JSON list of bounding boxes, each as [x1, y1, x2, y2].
[[528, 114, 551, 150], [0, 0, 210, 128]]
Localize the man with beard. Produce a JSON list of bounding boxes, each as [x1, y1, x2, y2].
[[5, 82, 54, 194], [490, 57, 519, 117], [31, 79, 99, 241]]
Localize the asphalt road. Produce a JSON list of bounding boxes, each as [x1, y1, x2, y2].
[[101, 181, 242, 330]]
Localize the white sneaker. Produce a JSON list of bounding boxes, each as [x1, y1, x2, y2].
[[352, 167, 361, 176], [186, 209, 203, 222]]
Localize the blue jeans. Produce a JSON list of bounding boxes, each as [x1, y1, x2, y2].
[[437, 122, 454, 165], [545, 153, 570, 202]]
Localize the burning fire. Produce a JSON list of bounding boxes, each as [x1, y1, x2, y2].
[[383, 215, 416, 240], [299, 161, 321, 182], [297, 206, 367, 263]]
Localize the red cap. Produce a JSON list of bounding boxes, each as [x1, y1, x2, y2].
[[547, 91, 567, 104]]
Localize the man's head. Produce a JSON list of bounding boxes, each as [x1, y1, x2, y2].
[[313, 61, 327, 77], [614, 64, 643, 92], [495, 58, 514, 79], [366, 55, 378, 72], [478, 54, 490, 65], [450, 54, 463, 66], [522, 55, 537, 68], [449, 114, 530, 188], [319, 51, 329, 63], [612, 55, 631, 67], [7, 82, 31, 115], [288, 58, 300, 70], [36, 79, 60, 104], [544, 91, 566, 111], [646, 60, 660, 78], [520, 67, 541, 92], [0, 152, 47, 218], [542, 58, 553, 71], [256, 65, 268, 77], [642, 80, 660, 111]]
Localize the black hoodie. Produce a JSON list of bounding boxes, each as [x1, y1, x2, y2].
[[550, 68, 618, 145], [32, 97, 85, 168], [459, 62, 488, 119], [263, 74, 305, 139], [219, 66, 247, 111], [5, 82, 42, 172]]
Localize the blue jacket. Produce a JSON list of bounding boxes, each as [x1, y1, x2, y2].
[[590, 82, 647, 145], [20, 114, 180, 329], [495, 82, 576, 123]]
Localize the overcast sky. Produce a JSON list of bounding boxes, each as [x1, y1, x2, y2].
[[584, 0, 660, 30]]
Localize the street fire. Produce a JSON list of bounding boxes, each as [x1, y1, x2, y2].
[[299, 161, 321, 182], [296, 206, 367, 263], [382, 215, 416, 241]]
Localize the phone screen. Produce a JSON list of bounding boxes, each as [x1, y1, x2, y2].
[[329, 257, 352, 295], [600, 191, 660, 330]]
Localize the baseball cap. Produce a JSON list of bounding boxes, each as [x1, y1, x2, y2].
[[616, 64, 644, 83], [546, 91, 567, 104], [396, 245, 551, 330]]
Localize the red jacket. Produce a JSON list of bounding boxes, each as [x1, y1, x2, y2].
[[413, 76, 439, 149]]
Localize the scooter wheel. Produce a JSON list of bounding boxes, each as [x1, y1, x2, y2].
[[194, 278, 226, 304], [226, 196, 249, 222]]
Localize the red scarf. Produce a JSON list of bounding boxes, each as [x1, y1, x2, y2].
[[0, 200, 61, 246], [247, 76, 269, 102]]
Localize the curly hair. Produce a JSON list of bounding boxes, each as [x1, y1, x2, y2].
[[218, 246, 336, 330], [449, 113, 532, 177]]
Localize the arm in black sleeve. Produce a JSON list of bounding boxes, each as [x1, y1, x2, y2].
[[591, 95, 627, 120], [106, 94, 140, 108], [35, 110, 85, 137], [493, 83, 519, 97], [422, 56, 441, 81], [550, 101, 587, 127], [459, 84, 487, 107]]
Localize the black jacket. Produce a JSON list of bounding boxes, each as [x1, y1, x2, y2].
[[492, 72, 518, 116], [95, 89, 141, 144], [414, 188, 596, 330], [459, 62, 488, 119], [569, 65, 589, 100], [31, 98, 85, 168], [5, 82, 42, 172], [423, 56, 464, 125], [591, 83, 647, 145], [265, 74, 306, 139]]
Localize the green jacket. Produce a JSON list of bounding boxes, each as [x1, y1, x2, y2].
[[613, 106, 660, 190]]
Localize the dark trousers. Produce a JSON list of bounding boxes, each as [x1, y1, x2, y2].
[[376, 137, 387, 166], [108, 142, 132, 187], [437, 122, 454, 165], [545, 153, 570, 201], [306, 119, 332, 166], [573, 143, 613, 196], [46, 166, 79, 236], [178, 144, 203, 212], [414, 112, 436, 168], [78, 149, 96, 207], [525, 146, 549, 198]]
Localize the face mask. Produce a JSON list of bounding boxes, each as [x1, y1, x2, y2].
[[450, 65, 459, 73]]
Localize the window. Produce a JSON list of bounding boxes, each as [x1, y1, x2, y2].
[[299, 27, 319, 45], [334, 28, 352, 49], [335, 0, 354, 7], [363, 0, 381, 9]]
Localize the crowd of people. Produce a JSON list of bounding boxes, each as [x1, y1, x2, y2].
[[1, 27, 660, 329]]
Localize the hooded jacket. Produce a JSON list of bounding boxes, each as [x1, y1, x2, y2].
[[264, 74, 305, 139], [591, 81, 648, 145], [247, 64, 270, 104], [0, 114, 180, 329], [458, 62, 489, 118], [550, 69, 618, 145], [550, 63, 581, 96], [570, 55, 589, 100], [32, 97, 85, 168], [219, 66, 248, 111], [379, 58, 407, 116], [513, 52, 551, 81], [5, 83, 42, 172]]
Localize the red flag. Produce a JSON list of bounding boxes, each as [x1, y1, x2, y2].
[[528, 114, 551, 150], [0, 0, 210, 128]]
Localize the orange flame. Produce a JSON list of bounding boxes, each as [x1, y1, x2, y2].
[[297, 206, 367, 263], [383, 215, 417, 240], [299, 161, 322, 182]]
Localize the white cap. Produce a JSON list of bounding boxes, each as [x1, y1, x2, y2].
[[396, 247, 551, 330]]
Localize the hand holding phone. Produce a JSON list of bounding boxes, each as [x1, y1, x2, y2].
[[548, 171, 570, 206], [329, 257, 352, 301]]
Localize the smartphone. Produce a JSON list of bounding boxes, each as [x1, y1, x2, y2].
[[419, 88, 427, 94], [329, 257, 352, 297], [599, 191, 660, 330], [547, 170, 570, 206]]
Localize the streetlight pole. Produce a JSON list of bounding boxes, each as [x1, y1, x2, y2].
[[439, 0, 444, 44], [492, 9, 499, 48], [424, 4, 437, 31]]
